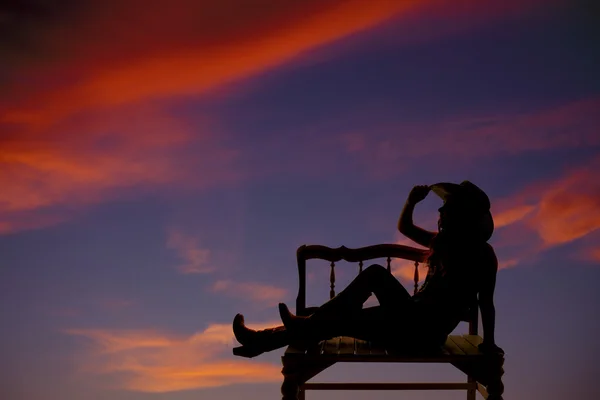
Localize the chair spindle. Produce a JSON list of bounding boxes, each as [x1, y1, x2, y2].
[[386, 257, 392, 273], [358, 260, 363, 274], [330, 261, 336, 299], [413, 261, 420, 295]]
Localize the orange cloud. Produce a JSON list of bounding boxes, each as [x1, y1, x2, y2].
[[527, 163, 600, 247], [487, 157, 600, 267], [498, 258, 520, 270], [66, 321, 282, 392], [167, 229, 214, 274], [212, 280, 288, 306], [3, 0, 551, 128], [0, 0, 431, 235], [392, 157, 600, 271], [0, 104, 240, 233], [494, 205, 537, 229], [3, 0, 424, 127], [390, 237, 429, 287], [391, 258, 426, 285], [0, 0, 553, 234]]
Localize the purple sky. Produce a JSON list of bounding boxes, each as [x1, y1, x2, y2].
[[1, 1, 599, 399]]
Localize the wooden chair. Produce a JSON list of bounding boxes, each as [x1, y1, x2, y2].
[[280, 244, 505, 400]]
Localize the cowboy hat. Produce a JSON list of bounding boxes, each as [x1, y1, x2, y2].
[[429, 180, 494, 241]]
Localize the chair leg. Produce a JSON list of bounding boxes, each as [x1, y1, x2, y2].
[[467, 375, 476, 400], [486, 357, 505, 400], [281, 360, 304, 400]]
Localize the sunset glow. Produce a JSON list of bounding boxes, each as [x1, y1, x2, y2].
[[1, 1, 598, 399]]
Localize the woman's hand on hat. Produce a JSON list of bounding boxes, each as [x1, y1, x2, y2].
[[407, 185, 430, 205]]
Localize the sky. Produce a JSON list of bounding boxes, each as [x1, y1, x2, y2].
[[1, 0, 599, 399]]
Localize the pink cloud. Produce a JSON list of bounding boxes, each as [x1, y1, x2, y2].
[[212, 280, 288, 306], [435, 98, 600, 157], [340, 97, 600, 178], [167, 229, 215, 274]]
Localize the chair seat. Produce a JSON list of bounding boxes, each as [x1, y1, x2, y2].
[[284, 334, 486, 363]]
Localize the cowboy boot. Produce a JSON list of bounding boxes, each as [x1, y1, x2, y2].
[[232, 314, 290, 358], [278, 265, 381, 336], [278, 303, 348, 342]]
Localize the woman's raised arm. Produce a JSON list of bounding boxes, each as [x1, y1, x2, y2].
[[397, 185, 436, 248]]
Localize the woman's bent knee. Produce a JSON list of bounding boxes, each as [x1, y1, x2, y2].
[[363, 264, 387, 276]]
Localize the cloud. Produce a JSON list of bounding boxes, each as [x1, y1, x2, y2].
[[2, 0, 426, 127], [3, 1, 415, 234], [588, 248, 600, 263], [0, 0, 555, 234], [389, 237, 429, 289], [494, 205, 537, 229], [0, 210, 68, 235], [435, 98, 600, 158], [65, 321, 282, 392], [391, 258, 427, 287], [527, 163, 600, 247], [339, 97, 600, 177], [211, 280, 287, 306], [497, 258, 520, 270], [487, 157, 600, 266], [0, 103, 241, 234], [167, 229, 214, 274], [391, 159, 600, 271]]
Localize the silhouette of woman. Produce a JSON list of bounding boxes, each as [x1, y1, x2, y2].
[[233, 181, 503, 357]]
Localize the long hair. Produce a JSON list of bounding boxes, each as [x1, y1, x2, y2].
[[427, 215, 490, 275]]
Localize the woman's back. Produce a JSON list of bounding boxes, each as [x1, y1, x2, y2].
[[412, 239, 497, 335]]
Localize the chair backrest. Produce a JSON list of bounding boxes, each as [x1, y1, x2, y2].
[[295, 244, 479, 335]]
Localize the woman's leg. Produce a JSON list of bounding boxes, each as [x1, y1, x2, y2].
[[234, 264, 413, 356], [337, 264, 411, 312], [233, 307, 387, 358], [280, 264, 412, 336], [232, 314, 290, 358]]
